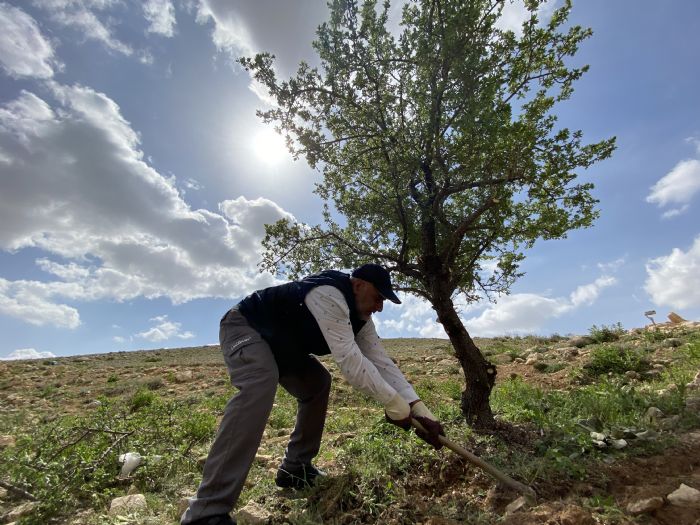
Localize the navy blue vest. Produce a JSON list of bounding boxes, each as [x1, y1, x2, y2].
[[236, 270, 366, 372]]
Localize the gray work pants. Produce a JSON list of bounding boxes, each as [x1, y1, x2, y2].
[[181, 309, 331, 523]]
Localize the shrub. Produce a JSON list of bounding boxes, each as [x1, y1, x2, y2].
[[0, 398, 216, 523], [588, 322, 625, 343], [583, 345, 648, 377]]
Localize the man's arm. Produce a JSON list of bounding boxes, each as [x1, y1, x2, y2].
[[353, 318, 418, 403], [304, 286, 400, 405]]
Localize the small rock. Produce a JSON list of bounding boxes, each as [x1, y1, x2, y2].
[[645, 407, 664, 424], [109, 494, 147, 514], [667, 483, 700, 509], [626, 496, 665, 515], [685, 396, 700, 413], [6, 502, 37, 521], [667, 312, 687, 324], [525, 355, 539, 365], [560, 347, 579, 360], [197, 455, 208, 468], [86, 400, 102, 408], [625, 371, 641, 380], [611, 438, 628, 449], [505, 496, 529, 514], [569, 336, 594, 348], [513, 358, 525, 364], [659, 415, 680, 430], [665, 338, 683, 348], [635, 429, 658, 440], [0, 486, 7, 498], [236, 500, 271, 524], [685, 371, 700, 391], [175, 370, 194, 382], [0, 435, 16, 448]]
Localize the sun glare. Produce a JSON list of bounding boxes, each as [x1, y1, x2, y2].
[[252, 127, 289, 165]]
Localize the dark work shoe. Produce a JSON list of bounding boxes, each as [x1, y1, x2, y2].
[[187, 514, 236, 525], [275, 464, 327, 489]]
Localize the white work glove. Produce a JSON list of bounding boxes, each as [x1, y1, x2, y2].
[[384, 392, 411, 430], [410, 400, 445, 450], [410, 400, 437, 421]]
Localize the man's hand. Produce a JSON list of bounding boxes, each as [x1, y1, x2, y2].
[[384, 392, 411, 430], [410, 400, 445, 449]]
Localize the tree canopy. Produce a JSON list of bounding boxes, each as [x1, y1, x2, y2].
[[240, 0, 615, 425]]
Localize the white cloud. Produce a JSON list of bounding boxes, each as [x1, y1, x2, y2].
[[646, 159, 700, 216], [465, 274, 617, 337], [570, 276, 617, 308], [497, 0, 559, 35], [0, 348, 57, 361], [35, 0, 133, 56], [597, 257, 626, 273], [113, 335, 126, 343], [144, 0, 176, 37], [195, 0, 327, 103], [380, 293, 446, 338], [136, 315, 194, 342], [645, 235, 700, 309], [0, 277, 81, 328], [0, 85, 290, 328], [0, 3, 58, 79], [377, 268, 617, 339]]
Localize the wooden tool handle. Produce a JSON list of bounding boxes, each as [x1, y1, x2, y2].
[[411, 418, 537, 502]]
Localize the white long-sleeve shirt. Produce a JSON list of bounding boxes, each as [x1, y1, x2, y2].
[[304, 285, 418, 405]]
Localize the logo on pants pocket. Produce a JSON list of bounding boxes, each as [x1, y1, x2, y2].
[[229, 336, 252, 352]]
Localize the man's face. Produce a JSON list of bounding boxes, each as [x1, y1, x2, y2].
[[353, 279, 386, 320]]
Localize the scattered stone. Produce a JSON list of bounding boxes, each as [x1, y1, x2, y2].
[[667, 312, 687, 324], [625, 371, 641, 380], [590, 431, 607, 442], [5, 502, 37, 521], [0, 486, 7, 498], [626, 496, 665, 515], [525, 355, 539, 365], [667, 483, 700, 509], [659, 415, 680, 430], [175, 370, 194, 382], [560, 347, 579, 360], [109, 494, 147, 515], [634, 429, 658, 440], [665, 338, 683, 347], [505, 496, 529, 514], [569, 336, 594, 348], [611, 438, 628, 449], [686, 371, 700, 392], [86, 400, 102, 408], [645, 407, 664, 425], [0, 435, 16, 448], [197, 455, 208, 468], [513, 358, 525, 364], [236, 500, 271, 524], [686, 396, 700, 413]]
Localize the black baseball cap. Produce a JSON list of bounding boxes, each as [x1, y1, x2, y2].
[[351, 263, 401, 304]]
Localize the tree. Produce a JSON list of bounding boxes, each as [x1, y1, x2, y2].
[[240, 0, 615, 427]]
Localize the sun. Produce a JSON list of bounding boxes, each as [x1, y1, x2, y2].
[[252, 127, 289, 165]]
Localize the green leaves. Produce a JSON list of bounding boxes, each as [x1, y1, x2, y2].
[[242, 0, 615, 307]]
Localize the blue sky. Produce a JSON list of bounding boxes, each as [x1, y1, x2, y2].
[[1, 0, 699, 360]]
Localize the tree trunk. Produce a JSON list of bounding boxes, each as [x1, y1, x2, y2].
[[433, 295, 497, 427]]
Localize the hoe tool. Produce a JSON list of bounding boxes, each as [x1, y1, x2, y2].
[[411, 418, 537, 503]]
